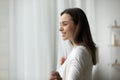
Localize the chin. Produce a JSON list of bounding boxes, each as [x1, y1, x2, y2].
[[63, 39, 66, 40], [62, 37, 68, 40]]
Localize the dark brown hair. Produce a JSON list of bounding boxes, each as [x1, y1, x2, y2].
[[61, 8, 97, 65]]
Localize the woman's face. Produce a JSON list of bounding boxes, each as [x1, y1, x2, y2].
[[59, 13, 76, 41]]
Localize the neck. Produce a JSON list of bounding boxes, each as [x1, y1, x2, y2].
[[70, 40, 77, 47]]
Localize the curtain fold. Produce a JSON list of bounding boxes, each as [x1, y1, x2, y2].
[[9, 0, 57, 80], [9, 0, 96, 80]]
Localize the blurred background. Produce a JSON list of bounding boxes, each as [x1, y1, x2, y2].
[[0, 0, 120, 80]]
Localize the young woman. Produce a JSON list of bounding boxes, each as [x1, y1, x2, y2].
[[50, 8, 96, 80]]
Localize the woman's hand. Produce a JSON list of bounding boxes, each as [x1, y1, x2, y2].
[[49, 71, 62, 80], [60, 57, 66, 65]]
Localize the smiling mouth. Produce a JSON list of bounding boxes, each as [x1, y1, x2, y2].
[[61, 32, 66, 37], [62, 35, 65, 37]]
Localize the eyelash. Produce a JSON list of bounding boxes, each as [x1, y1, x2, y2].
[[60, 23, 67, 26]]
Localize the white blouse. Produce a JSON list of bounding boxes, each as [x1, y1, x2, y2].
[[58, 45, 93, 80]]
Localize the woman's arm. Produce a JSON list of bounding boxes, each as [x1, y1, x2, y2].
[[67, 59, 83, 80], [66, 47, 91, 80]]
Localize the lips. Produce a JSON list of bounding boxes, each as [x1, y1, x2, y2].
[[61, 32, 66, 37]]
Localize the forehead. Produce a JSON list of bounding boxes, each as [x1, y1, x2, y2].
[[60, 13, 72, 22]]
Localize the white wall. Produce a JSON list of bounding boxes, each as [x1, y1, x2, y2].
[[0, 0, 9, 80], [94, 0, 120, 80]]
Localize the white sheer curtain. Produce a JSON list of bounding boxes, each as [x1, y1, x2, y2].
[[9, 0, 96, 80], [9, 0, 57, 80]]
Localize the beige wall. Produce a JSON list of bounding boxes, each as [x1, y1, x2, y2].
[[0, 0, 9, 80], [94, 0, 120, 80]]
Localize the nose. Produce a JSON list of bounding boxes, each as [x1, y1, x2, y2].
[[59, 27, 63, 31]]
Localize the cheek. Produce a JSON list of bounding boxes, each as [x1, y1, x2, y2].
[[66, 28, 75, 37], [69, 26, 76, 34], [65, 25, 76, 36]]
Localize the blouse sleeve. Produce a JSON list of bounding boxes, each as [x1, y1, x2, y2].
[[66, 47, 92, 80]]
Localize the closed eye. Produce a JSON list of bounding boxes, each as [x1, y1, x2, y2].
[[61, 23, 67, 26], [60, 22, 68, 26]]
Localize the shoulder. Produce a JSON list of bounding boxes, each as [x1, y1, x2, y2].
[[71, 45, 92, 62], [73, 45, 89, 56]]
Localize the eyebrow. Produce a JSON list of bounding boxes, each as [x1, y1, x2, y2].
[[59, 21, 68, 24], [60, 21, 71, 23]]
